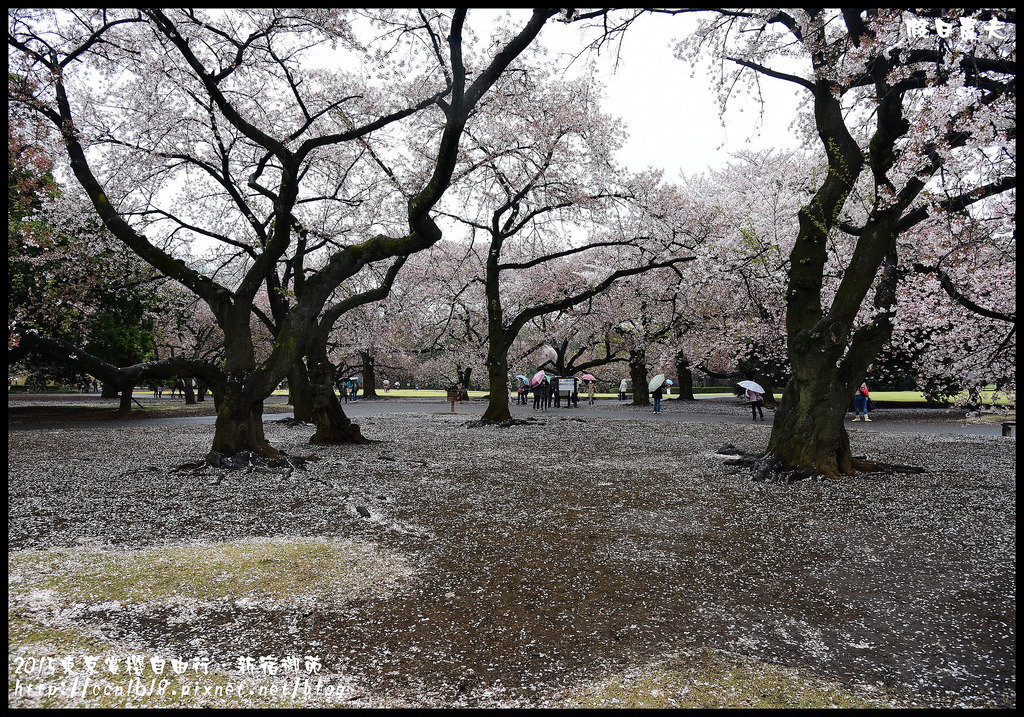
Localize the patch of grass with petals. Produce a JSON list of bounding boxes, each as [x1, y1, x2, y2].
[[9, 536, 415, 608], [568, 648, 899, 709]]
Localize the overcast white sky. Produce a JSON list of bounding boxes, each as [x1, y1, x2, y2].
[[487, 10, 807, 180]]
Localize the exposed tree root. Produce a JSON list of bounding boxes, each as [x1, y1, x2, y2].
[[164, 450, 329, 486], [717, 444, 926, 484], [173, 451, 318, 475], [466, 417, 542, 428], [272, 417, 309, 427], [850, 456, 926, 474], [309, 421, 373, 445]]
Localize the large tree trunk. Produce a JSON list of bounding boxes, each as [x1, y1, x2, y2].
[[756, 65, 912, 481], [210, 380, 279, 459], [307, 355, 367, 445], [116, 384, 135, 415], [482, 340, 513, 423], [674, 350, 696, 401], [759, 374, 854, 481], [182, 377, 196, 405], [629, 348, 649, 406], [309, 383, 368, 445]]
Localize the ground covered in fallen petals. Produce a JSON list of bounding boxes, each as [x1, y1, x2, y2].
[[8, 403, 1016, 708]]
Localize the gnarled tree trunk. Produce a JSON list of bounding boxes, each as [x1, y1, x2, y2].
[[307, 352, 367, 445], [759, 375, 854, 481], [182, 377, 196, 405], [456, 363, 473, 391], [210, 379, 279, 459]]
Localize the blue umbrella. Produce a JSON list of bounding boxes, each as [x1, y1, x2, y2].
[[516, 375, 529, 382]]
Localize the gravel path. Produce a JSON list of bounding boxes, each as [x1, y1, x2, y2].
[[8, 398, 1016, 708]]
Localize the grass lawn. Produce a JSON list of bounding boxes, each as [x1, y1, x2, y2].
[[372, 388, 1014, 406], [16, 387, 1013, 408]]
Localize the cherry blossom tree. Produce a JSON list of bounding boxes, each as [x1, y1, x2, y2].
[[9, 8, 561, 457], [655, 8, 1015, 479], [891, 199, 1015, 402], [431, 60, 701, 422]]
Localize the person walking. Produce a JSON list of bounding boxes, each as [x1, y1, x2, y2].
[[619, 378, 628, 401], [852, 382, 872, 421], [652, 383, 664, 413], [745, 386, 765, 421], [586, 380, 595, 405]]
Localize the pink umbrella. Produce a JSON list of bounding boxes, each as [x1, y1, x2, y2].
[[581, 374, 597, 381], [530, 370, 546, 387]]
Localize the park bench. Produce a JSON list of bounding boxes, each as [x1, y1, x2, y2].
[[1001, 421, 1015, 437]]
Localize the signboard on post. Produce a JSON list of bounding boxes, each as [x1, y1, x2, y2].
[[446, 386, 459, 412], [558, 378, 575, 395]]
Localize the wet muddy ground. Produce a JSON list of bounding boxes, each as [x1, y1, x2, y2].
[[7, 403, 1016, 708]]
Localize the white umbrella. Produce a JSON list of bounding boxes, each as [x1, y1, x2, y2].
[[738, 380, 765, 394], [648, 374, 666, 392]]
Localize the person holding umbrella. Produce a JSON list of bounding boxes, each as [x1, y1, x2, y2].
[[530, 370, 547, 411], [516, 375, 529, 405], [649, 374, 666, 413], [739, 380, 765, 421]]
